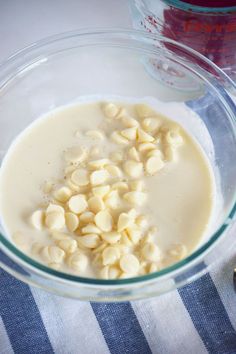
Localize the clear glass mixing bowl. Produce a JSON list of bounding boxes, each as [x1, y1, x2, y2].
[[0, 29, 235, 301]]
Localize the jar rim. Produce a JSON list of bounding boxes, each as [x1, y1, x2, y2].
[[163, 0, 236, 13]]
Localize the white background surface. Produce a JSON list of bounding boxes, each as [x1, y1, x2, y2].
[[0, 0, 131, 61]]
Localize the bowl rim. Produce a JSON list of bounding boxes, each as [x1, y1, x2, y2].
[[0, 28, 236, 286]]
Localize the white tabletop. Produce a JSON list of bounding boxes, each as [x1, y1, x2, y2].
[[0, 0, 131, 61]]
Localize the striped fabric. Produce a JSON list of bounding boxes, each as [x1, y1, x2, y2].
[[0, 224, 236, 354]]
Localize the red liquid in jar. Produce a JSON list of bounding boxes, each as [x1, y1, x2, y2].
[[161, 2, 236, 71], [141, 1, 236, 77]]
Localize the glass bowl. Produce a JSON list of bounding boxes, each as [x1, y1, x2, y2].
[[0, 29, 235, 301]]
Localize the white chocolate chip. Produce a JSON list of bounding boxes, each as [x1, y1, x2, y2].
[[128, 147, 140, 162], [54, 186, 72, 203], [105, 190, 120, 209], [116, 107, 127, 119], [110, 151, 123, 163], [119, 272, 131, 279], [153, 135, 161, 144], [121, 115, 139, 128], [141, 242, 162, 262], [137, 128, 155, 143], [82, 223, 102, 234], [45, 212, 65, 230], [149, 263, 159, 273], [105, 165, 123, 178], [31, 242, 43, 254], [93, 253, 102, 266], [145, 156, 164, 175], [136, 214, 148, 228], [169, 243, 187, 260], [120, 127, 137, 141], [90, 169, 109, 186], [120, 254, 140, 274], [88, 196, 105, 213], [71, 168, 89, 186], [123, 160, 143, 178], [165, 130, 183, 146], [142, 227, 157, 243], [65, 178, 80, 192], [50, 231, 71, 241], [117, 213, 133, 232], [130, 180, 145, 192], [92, 242, 107, 254], [142, 233, 153, 245], [41, 245, 65, 263], [139, 263, 148, 276], [126, 227, 142, 244], [49, 262, 62, 270], [142, 117, 160, 132], [88, 159, 110, 169], [127, 208, 138, 219], [101, 232, 121, 244], [85, 130, 104, 140], [112, 182, 129, 192], [30, 210, 44, 230], [92, 185, 110, 198], [138, 142, 156, 152], [90, 146, 100, 157], [67, 251, 88, 271], [135, 103, 154, 118], [58, 239, 77, 254], [64, 165, 77, 175], [100, 266, 109, 279], [46, 203, 64, 214], [109, 266, 121, 279], [117, 244, 130, 255], [95, 210, 113, 232], [64, 146, 87, 163], [68, 194, 88, 214], [147, 149, 163, 159], [65, 212, 79, 232], [77, 234, 100, 248], [102, 246, 120, 266], [79, 211, 95, 223], [164, 146, 177, 162], [123, 191, 147, 206], [103, 102, 119, 118], [120, 231, 133, 246], [111, 131, 130, 145]]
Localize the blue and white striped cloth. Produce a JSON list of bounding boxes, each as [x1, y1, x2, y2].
[[1, 222, 236, 354]]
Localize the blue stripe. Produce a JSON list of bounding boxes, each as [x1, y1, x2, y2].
[[179, 273, 236, 354], [175, 261, 206, 283], [91, 302, 152, 354], [0, 267, 54, 354], [0, 249, 28, 275]]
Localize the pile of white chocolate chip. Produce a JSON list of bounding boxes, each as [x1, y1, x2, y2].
[[29, 102, 186, 279]]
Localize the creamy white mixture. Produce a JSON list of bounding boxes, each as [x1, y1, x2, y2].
[[0, 100, 214, 279]]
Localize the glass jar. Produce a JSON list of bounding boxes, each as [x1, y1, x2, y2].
[[0, 29, 236, 301], [130, 0, 236, 81]]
